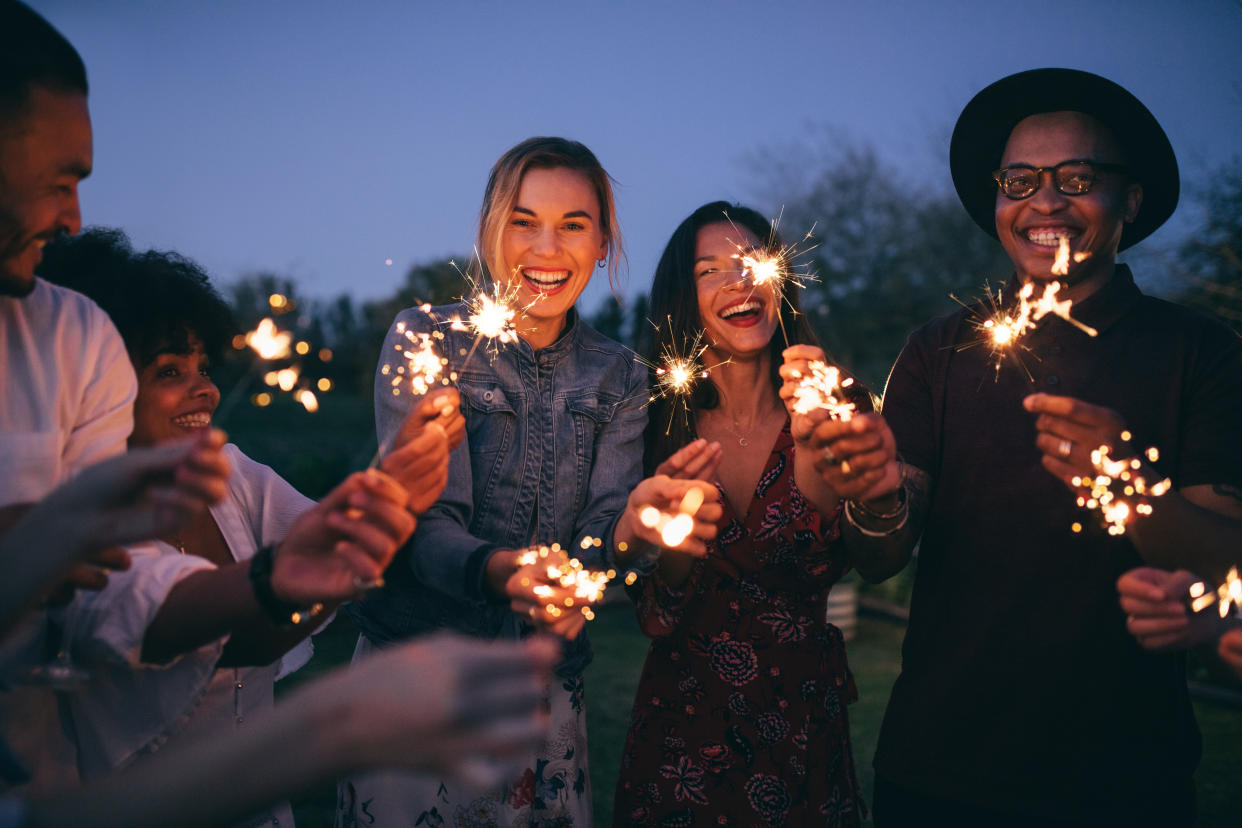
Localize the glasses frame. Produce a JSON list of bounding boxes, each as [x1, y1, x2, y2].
[[992, 159, 1130, 201]]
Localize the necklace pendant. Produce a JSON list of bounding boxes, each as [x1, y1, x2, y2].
[[737, 436, 749, 447]]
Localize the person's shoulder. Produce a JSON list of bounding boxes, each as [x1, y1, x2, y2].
[[27, 277, 111, 328], [904, 304, 973, 350], [575, 318, 630, 354], [1135, 294, 1240, 343]]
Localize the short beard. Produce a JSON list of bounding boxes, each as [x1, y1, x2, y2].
[[0, 208, 36, 298]]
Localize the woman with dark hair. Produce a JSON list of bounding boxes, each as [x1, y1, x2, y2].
[[342, 138, 720, 826], [614, 202, 908, 827], [37, 228, 446, 828]]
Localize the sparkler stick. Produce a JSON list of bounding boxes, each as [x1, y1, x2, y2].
[[1069, 433, 1170, 536]]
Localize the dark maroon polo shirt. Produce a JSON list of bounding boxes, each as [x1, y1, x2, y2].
[[875, 265, 1242, 819]]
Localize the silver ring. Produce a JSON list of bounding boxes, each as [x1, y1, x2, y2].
[[1057, 438, 1073, 458], [822, 447, 838, 464]]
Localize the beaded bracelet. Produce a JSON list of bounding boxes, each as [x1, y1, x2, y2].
[[249, 545, 323, 627]]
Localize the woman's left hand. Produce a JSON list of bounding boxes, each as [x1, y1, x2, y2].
[[622, 476, 723, 557], [504, 559, 590, 641]]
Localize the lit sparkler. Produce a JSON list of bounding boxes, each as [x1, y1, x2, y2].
[[637, 319, 730, 435], [1070, 433, 1170, 536], [216, 309, 332, 423], [515, 541, 617, 622], [637, 485, 706, 548], [447, 278, 528, 373], [380, 310, 453, 399], [962, 278, 1098, 381], [1188, 567, 1242, 619], [788, 360, 856, 420], [726, 211, 818, 346]]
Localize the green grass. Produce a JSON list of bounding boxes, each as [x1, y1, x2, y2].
[[286, 605, 1242, 827]]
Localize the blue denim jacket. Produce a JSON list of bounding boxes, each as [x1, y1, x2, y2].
[[349, 302, 646, 676]]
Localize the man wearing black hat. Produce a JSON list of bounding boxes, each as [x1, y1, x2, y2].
[[861, 68, 1242, 826]]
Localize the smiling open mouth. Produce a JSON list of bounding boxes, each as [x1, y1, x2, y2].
[[720, 299, 763, 321], [172, 412, 212, 428], [1023, 228, 1079, 247], [522, 269, 570, 293]]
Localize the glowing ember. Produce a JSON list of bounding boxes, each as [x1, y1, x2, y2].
[[789, 360, 856, 419], [244, 318, 293, 360], [1188, 567, 1242, 619], [1070, 441, 1171, 535], [635, 486, 707, 548], [1051, 235, 1071, 276], [514, 542, 616, 618]]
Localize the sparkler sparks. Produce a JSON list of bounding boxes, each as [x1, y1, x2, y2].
[[726, 212, 819, 347], [788, 360, 856, 420], [515, 541, 617, 622], [637, 319, 729, 434], [216, 307, 333, 424], [962, 279, 1098, 381], [381, 312, 453, 399], [637, 485, 707, 548], [1070, 435, 1170, 536], [1188, 568, 1242, 618], [447, 277, 530, 372]]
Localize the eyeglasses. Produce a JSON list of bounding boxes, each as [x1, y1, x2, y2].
[[992, 159, 1129, 200]]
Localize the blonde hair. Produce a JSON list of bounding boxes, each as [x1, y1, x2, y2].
[[477, 137, 625, 291]]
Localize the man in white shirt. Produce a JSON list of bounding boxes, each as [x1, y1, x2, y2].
[[0, 0, 139, 793]]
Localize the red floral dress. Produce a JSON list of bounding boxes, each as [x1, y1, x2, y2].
[[614, 424, 863, 827]]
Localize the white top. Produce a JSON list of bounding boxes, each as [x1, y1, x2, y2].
[[0, 277, 136, 507], [0, 278, 135, 794], [68, 444, 315, 828]]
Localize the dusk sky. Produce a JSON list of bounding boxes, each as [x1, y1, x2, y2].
[[35, 0, 1242, 314]]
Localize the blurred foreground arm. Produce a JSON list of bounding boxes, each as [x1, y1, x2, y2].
[[27, 633, 557, 828]]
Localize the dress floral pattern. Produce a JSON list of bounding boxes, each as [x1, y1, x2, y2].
[[614, 424, 862, 827]]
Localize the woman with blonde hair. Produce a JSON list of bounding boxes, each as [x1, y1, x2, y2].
[[342, 138, 720, 826]]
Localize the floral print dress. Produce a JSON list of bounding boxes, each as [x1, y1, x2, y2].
[[614, 424, 863, 827]]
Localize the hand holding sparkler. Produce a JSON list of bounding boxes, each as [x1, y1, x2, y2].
[[379, 388, 462, 514], [268, 470, 415, 607], [618, 476, 723, 560], [1116, 567, 1209, 651], [497, 542, 616, 640]]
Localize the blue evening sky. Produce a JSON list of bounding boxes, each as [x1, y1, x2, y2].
[[34, 0, 1242, 312]]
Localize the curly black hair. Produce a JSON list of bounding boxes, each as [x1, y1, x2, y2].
[[37, 227, 236, 369]]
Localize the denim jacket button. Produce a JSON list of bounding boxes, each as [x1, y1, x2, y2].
[[484, 390, 494, 401]]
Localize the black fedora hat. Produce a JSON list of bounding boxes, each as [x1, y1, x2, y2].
[[950, 68, 1178, 251]]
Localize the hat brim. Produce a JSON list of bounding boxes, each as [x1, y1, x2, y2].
[[950, 68, 1178, 251]]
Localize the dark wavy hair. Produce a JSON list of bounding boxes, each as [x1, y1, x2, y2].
[[643, 201, 869, 473], [0, 1, 87, 128], [37, 227, 235, 369]]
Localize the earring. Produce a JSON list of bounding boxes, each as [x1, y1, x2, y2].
[[597, 258, 607, 269]]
